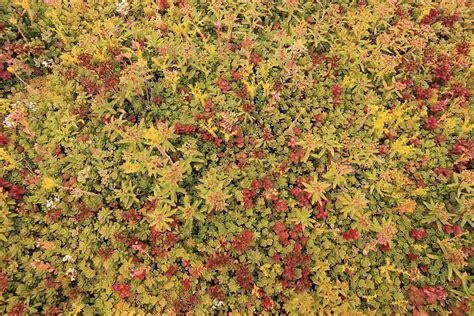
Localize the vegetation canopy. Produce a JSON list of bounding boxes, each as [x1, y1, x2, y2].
[[0, 0, 472, 314]]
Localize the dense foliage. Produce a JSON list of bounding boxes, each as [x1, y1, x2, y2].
[[0, 0, 473, 314]]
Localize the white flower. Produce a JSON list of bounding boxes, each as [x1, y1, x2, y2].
[[115, 0, 129, 15], [288, 39, 307, 57], [62, 255, 73, 262], [212, 299, 225, 309], [11, 101, 21, 110], [26, 102, 37, 111], [3, 114, 16, 128], [3, 101, 22, 128], [46, 197, 60, 210], [41, 59, 54, 68], [65, 268, 77, 281]]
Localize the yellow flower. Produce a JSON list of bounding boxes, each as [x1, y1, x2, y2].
[[42, 177, 56, 190]]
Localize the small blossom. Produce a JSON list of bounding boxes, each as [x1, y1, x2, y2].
[[408, 286, 426, 306], [442, 14, 460, 28], [3, 113, 17, 128], [288, 40, 307, 57], [65, 268, 77, 281], [420, 9, 441, 24], [115, 0, 129, 15], [212, 298, 225, 309], [42, 177, 56, 190], [26, 102, 37, 111], [41, 59, 54, 68], [46, 197, 60, 210], [288, 138, 296, 148], [316, 209, 328, 220]]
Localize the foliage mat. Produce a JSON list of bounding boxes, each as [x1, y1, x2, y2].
[[0, 0, 473, 315]]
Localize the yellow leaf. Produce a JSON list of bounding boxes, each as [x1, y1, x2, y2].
[[67, 303, 84, 316], [159, 297, 167, 308], [390, 137, 413, 158], [122, 160, 141, 174], [142, 126, 159, 144], [243, 79, 257, 99], [260, 263, 272, 277], [0, 148, 17, 170], [411, 187, 427, 196], [259, 80, 272, 98], [397, 199, 416, 215], [252, 285, 262, 298], [371, 107, 388, 134]]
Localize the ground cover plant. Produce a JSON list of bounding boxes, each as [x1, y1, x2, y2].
[[0, 0, 473, 314]]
